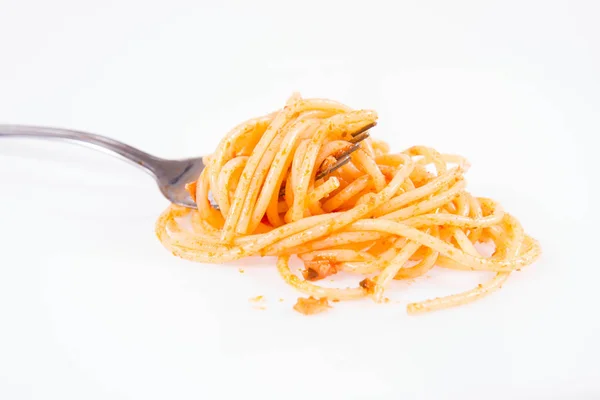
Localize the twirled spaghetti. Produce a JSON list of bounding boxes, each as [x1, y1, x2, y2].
[[156, 94, 541, 314]]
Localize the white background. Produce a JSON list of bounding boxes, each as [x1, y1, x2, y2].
[[0, 0, 598, 399]]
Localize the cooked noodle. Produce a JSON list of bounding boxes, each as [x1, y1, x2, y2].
[[156, 94, 541, 314]]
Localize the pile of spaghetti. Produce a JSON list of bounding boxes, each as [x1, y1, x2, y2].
[[156, 94, 541, 314]]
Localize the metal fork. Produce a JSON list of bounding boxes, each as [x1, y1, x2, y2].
[[0, 124, 371, 209]]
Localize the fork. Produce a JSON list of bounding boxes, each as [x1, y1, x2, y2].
[[0, 124, 371, 209]]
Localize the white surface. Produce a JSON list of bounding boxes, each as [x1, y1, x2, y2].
[[0, 0, 598, 399]]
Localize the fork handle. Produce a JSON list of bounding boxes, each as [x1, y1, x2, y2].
[[0, 124, 162, 174]]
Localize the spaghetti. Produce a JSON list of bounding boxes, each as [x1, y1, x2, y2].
[[156, 94, 541, 314]]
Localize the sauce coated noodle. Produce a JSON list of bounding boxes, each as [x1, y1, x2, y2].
[[156, 94, 541, 314]]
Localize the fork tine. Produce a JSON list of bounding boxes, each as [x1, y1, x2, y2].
[[336, 143, 361, 159], [315, 144, 359, 180], [350, 131, 370, 144], [208, 191, 220, 210], [351, 122, 377, 138], [314, 123, 375, 180], [315, 155, 352, 180]]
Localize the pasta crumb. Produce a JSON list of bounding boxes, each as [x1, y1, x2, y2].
[[293, 296, 331, 315]]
